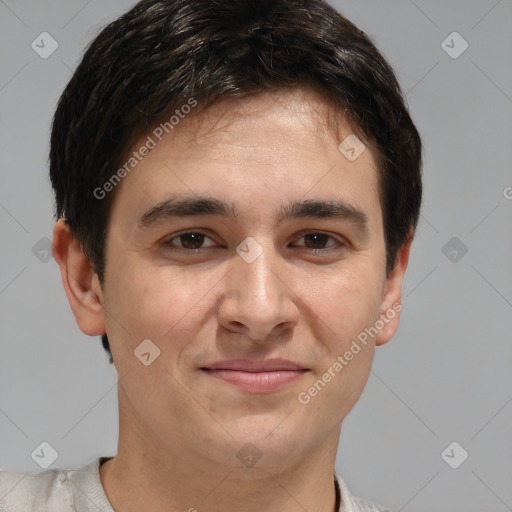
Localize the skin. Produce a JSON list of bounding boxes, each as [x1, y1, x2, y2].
[[53, 88, 412, 512]]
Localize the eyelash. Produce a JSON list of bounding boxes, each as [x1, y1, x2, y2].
[[161, 230, 347, 254]]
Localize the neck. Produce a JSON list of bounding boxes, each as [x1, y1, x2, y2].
[[100, 431, 340, 512], [99, 388, 342, 512], [101, 457, 338, 512]]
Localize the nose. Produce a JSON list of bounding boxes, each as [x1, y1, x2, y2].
[[216, 239, 300, 343]]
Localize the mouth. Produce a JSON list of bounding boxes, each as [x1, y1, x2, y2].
[[200, 359, 309, 393]]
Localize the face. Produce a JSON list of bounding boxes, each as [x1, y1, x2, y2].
[[63, 88, 409, 473]]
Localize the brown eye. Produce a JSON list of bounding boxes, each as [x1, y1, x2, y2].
[[177, 233, 205, 249], [294, 233, 343, 251], [303, 233, 331, 249], [162, 232, 216, 251]]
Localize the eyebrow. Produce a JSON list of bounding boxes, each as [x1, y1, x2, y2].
[[137, 195, 369, 233]]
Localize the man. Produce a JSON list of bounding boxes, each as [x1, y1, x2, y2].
[[0, 0, 421, 510]]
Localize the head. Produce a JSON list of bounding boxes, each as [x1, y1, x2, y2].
[[50, 0, 421, 470]]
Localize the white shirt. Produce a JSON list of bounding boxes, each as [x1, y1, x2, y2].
[[0, 456, 392, 511]]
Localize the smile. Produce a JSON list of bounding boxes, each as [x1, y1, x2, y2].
[[201, 359, 309, 393], [202, 369, 309, 392]]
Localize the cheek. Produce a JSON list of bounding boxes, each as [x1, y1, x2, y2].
[[102, 259, 188, 359], [296, 268, 382, 427], [102, 265, 204, 416], [104, 256, 229, 369], [316, 263, 384, 347]]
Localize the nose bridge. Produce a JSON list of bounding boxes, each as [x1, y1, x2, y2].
[[219, 235, 297, 339], [235, 235, 281, 302]]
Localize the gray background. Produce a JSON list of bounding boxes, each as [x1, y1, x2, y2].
[[1, 1, 511, 511]]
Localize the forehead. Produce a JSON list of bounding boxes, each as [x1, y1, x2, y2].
[[107, 88, 382, 233], [162, 88, 362, 154]]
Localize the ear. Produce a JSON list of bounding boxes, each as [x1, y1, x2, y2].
[[52, 218, 106, 336], [374, 237, 413, 347]]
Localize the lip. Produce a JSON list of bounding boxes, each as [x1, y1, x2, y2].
[[201, 358, 309, 393]]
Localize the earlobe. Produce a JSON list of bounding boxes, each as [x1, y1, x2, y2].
[[52, 218, 106, 336], [374, 237, 413, 346]]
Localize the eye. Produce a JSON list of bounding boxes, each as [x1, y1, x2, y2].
[[162, 231, 217, 251], [160, 230, 346, 254], [292, 232, 346, 252]]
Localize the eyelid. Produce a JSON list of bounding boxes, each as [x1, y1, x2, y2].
[[291, 230, 348, 249], [162, 230, 218, 249], [161, 229, 348, 252]]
